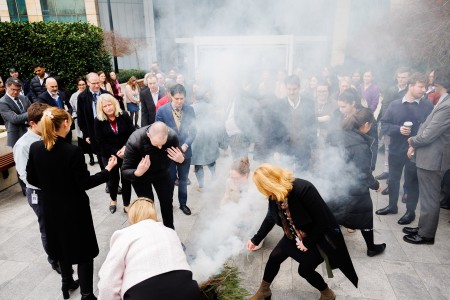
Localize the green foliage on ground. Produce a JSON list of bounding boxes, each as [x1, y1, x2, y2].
[[200, 265, 250, 300], [0, 21, 111, 92]]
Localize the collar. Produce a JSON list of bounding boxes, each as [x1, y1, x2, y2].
[[48, 90, 59, 98], [436, 92, 449, 106], [6, 92, 17, 100], [171, 102, 182, 111], [401, 96, 420, 104], [287, 95, 301, 109]]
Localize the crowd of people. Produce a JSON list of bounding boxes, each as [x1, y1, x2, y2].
[[1, 61, 449, 300]]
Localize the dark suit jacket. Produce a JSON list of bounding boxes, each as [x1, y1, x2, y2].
[[155, 103, 196, 158], [27, 137, 109, 263], [94, 113, 135, 158], [38, 90, 73, 114], [140, 87, 164, 126], [0, 94, 31, 147], [76, 88, 111, 153]]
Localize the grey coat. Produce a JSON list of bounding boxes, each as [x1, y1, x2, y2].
[[190, 101, 221, 165], [410, 94, 450, 171], [0, 94, 31, 147]]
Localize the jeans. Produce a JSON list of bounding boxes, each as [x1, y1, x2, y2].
[[169, 158, 191, 206]]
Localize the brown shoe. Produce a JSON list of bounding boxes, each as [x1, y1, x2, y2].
[[249, 280, 271, 300], [319, 287, 336, 300]]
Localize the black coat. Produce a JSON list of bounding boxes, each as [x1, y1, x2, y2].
[[122, 126, 180, 183], [327, 129, 380, 229], [26, 137, 110, 263], [140, 87, 164, 126], [28, 74, 50, 102], [251, 179, 358, 288], [37, 90, 73, 114], [77, 88, 111, 153], [95, 113, 135, 158]]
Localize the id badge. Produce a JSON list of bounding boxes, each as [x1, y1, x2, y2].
[[31, 191, 38, 205]]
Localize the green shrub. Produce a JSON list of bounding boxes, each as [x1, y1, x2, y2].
[[0, 21, 111, 92], [116, 69, 147, 83]]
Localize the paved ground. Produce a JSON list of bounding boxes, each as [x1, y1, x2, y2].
[[0, 151, 449, 300]]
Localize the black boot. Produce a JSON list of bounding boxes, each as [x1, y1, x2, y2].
[[78, 260, 96, 300], [61, 278, 80, 299], [361, 229, 386, 257]]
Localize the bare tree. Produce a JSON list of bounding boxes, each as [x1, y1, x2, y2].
[[103, 31, 148, 58]]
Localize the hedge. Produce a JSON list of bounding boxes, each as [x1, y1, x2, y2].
[[0, 21, 111, 92], [116, 69, 146, 83]]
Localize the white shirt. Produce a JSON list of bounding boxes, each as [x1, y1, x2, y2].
[[97, 219, 191, 300], [13, 130, 41, 189]]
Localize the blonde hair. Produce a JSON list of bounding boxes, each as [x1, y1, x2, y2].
[[96, 94, 123, 121], [40, 107, 72, 151], [252, 163, 294, 202], [128, 197, 157, 224], [127, 76, 139, 91]]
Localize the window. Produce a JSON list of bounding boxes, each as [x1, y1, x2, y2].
[[6, 0, 28, 22], [40, 0, 87, 22]]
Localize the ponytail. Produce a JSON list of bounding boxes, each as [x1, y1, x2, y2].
[[40, 107, 72, 151], [341, 107, 374, 131]]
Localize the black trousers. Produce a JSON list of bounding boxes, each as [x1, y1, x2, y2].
[[132, 173, 174, 229], [60, 259, 94, 295], [101, 157, 131, 206], [388, 153, 419, 212], [263, 235, 327, 291], [124, 270, 201, 300], [26, 187, 56, 264]]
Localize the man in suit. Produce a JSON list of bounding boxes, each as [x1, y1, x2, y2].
[[273, 75, 317, 173], [156, 84, 196, 215], [377, 73, 433, 225], [0, 77, 32, 195], [77, 72, 111, 170], [0, 77, 31, 148], [141, 74, 164, 126], [403, 67, 450, 244], [38, 77, 73, 143]]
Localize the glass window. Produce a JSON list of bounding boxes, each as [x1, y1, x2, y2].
[[40, 0, 86, 23], [6, 0, 28, 22]]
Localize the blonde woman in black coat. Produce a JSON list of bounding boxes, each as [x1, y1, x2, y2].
[[95, 94, 135, 214], [27, 107, 117, 299]]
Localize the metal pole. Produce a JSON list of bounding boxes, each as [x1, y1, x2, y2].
[[107, 0, 119, 73]]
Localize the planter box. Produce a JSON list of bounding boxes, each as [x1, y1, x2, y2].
[[0, 128, 18, 192]]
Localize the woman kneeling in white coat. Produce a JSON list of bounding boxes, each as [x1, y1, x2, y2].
[[98, 197, 201, 300]]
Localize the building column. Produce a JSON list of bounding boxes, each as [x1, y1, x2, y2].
[[0, 0, 10, 21], [25, 0, 42, 22], [330, 0, 351, 66], [85, 0, 99, 26], [143, 0, 158, 65]]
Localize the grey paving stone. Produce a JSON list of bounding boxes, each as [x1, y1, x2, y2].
[[412, 262, 450, 300]]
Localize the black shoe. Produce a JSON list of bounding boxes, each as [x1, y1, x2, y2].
[[367, 243, 386, 257], [381, 186, 389, 195], [118, 185, 122, 195], [401, 193, 408, 203], [51, 262, 62, 274], [135, 125, 140, 129], [81, 293, 97, 300], [180, 205, 191, 215], [402, 227, 419, 235], [187, 178, 191, 185], [62, 279, 80, 299], [375, 172, 389, 180], [375, 205, 398, 215], [109, 205, 116, 214], [105, 185, 110, 193], [397, 211, 415, 225], [440, 198, 450, 209], [403, 234, 434, 245]]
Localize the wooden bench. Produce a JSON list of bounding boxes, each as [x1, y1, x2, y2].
[[0, 152, 15, 179]]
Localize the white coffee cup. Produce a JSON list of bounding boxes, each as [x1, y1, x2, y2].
[[404, 121, 413, 129]]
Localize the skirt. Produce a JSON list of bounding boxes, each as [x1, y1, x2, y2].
[[127, 102, 140, 112]]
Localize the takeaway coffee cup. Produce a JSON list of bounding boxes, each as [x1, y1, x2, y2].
[[404, 121, 413, 129]]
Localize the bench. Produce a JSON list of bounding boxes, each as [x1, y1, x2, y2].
[[0, 152, 15, 179]]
